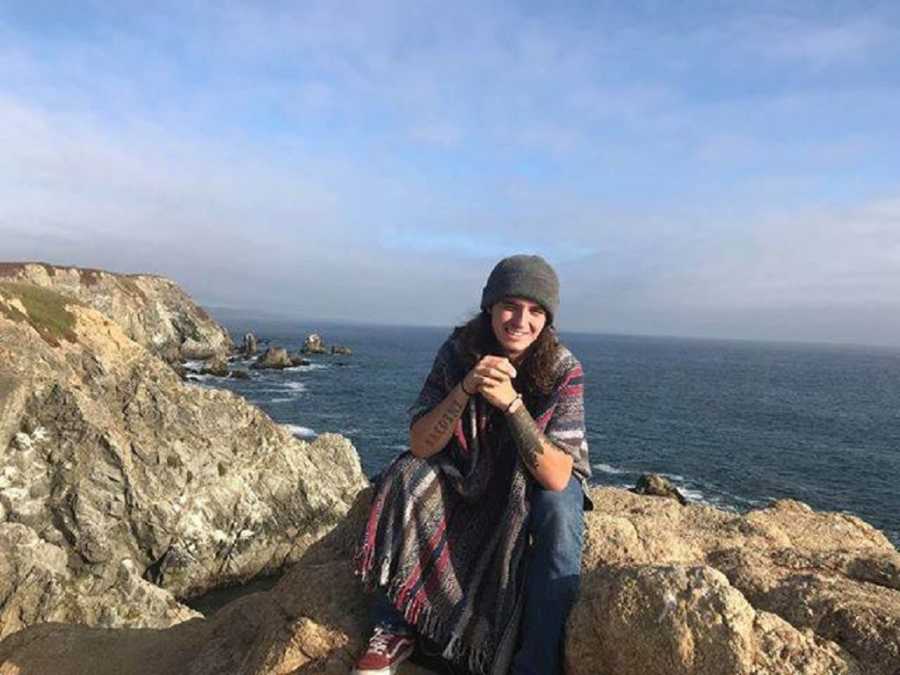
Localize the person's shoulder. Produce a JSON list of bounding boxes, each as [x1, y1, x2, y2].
[[553, 341, 580, 369], [433, 329, 465, 364], [551, 341, 582, 380]]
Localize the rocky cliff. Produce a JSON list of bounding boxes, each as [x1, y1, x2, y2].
[[0, 262, 232, 360], [0, 485, 897, 675], [0, 278, 367, 639]]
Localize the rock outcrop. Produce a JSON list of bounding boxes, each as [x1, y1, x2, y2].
[[242, 332, 259, 357], [301, 333, 327, 354], [1, 487, 896, 674], [631, 472, 688, 505], [201, 355, 230, 377], [0, 262, 232, 361], [252, 346, 293, 369], [0, 523, 199, 638], [0, 280, 367, 638]]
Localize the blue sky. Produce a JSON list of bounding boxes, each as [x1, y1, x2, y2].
[[2, 1, 900, 345]]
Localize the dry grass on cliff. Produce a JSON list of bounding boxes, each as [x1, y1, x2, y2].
[[0, 281, 81, 346]]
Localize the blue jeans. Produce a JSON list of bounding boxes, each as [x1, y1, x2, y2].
[[371, 477, 585, 674], [510, 476, 584, 675]]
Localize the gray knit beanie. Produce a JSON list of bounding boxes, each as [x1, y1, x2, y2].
[[480, 254, 560, 323]]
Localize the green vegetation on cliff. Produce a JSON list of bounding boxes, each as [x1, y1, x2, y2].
[[0, 282, 80, 346]]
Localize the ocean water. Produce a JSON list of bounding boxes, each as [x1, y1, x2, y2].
[[204, 318, 900, 548]]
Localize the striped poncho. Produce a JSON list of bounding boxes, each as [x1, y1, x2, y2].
[[356, 333, 589, 675]]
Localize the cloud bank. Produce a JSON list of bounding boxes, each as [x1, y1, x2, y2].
[[2, 1, 899, 345]]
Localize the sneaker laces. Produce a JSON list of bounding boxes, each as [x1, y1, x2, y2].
[[368, 626, 403, 656]]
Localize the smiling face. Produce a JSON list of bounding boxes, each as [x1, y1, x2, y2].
[[490, 296, 548, 362]]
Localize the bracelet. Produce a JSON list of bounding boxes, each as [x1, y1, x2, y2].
[[460, 379, 476, 396], [504, 393, 522, 414]]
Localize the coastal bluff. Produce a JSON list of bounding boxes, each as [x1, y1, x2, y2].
[[0, 267, 367, 638], [0, 262, 232, 361], [0, 264, 897, 674]]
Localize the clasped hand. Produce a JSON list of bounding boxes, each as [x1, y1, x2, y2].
[[462, 355, 518, 410]]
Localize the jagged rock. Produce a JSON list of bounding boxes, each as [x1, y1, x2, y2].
[[201, 356, 230, 377], [180, 338, 218, 360], [301, 333, 327, 354], [289, 354, 311, 367], [4, 486, 897, 675], [331, 345, 352, 356], [631, 472, 688, 505], [0, 281, 367, 637], [241, 332, 259, 357], [252, 347, 292, 369], [0, 523, 198, 640], [155, 343, 183, 365], [229, 369, 250, 380], [0, 262, 232, 359]]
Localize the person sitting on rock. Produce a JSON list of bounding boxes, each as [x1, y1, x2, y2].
[[354, 254, 592, 675]]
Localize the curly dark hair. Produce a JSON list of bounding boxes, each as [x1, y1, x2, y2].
[[451, 310, 560, 396]]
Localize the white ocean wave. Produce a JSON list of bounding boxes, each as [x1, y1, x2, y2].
[[285, 363, 330, 371], [284, 424, 317, 439], [592, 462, 627, 475], [281, 382, 307, 392], [660, 472, 685, 481], [677, 486, 705, 502], [267, 397, 296, 403]]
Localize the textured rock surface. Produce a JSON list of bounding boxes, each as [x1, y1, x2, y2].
[[0, 281, 367, 636], [242, 332, 259, 356], [0, 523, 198, 640], [301, 333, 326, 354], [201, 355, 230, 377], [567, 565, 858, 675], [0, 492, 435, 675], [2, 486, 896, 674], [631, 472, 688, 505], [253, 346, 292, 369], [0, 262, 232, 359]]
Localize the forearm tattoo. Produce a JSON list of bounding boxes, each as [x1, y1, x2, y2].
[[506, 405, 545, 471], [425, 391, 466, 449]]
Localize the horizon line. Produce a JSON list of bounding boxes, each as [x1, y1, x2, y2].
[[202, 303, 900, 354]]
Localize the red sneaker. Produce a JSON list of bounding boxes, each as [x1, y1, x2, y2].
[[351, 626, 416, 675]]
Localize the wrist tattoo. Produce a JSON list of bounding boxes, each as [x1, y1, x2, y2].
[[425, 393, 466, 448], [506, 405, 544, 471]]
